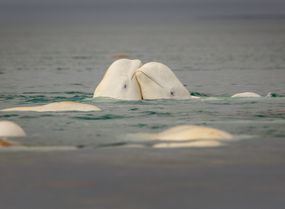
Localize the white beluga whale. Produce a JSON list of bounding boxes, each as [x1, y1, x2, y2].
[[129, 125, 233, 148], [94, 59, 143, 100], [1, 101, 101, 112], [135, 62, 191, 100], [231, 92, 261, 98], [152, 125, 233, 141], [0, 121, 26, 147]]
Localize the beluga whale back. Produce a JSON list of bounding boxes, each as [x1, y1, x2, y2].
[[231, 92, 261, 98], [135, 62, 191, 100], [127, 125, 234, 148], [0, 121, 26, 147], [1, 101, 101, 112], [93, 59, 143, 100]]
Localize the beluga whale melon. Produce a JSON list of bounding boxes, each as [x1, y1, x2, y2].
[[135, 62, 191, 100], [94, 59, 143, 100]]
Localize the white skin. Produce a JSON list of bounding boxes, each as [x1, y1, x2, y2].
[[0, 101, 101, 112], [135, 62, 191, 100], [0, 121, 26, 138], [94, 59, 143, 100], [231, 92, 261, 98], [154, 125, 233, 141], [129, 125, 233, 148]]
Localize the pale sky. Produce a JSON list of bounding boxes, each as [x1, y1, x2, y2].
[[0, 0, 284, 24]]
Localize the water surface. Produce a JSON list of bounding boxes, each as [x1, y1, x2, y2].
[[0, 20, 285, 209]]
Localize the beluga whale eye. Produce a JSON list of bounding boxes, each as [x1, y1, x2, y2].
[[123, 84, 127, 89], [170, 91, 175, 96]]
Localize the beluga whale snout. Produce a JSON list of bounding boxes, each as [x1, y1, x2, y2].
[[135, 62, 191, 100], [93, 59, 143, 100]]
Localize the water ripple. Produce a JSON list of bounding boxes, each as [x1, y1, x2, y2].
[[72, 114, 128, 120]]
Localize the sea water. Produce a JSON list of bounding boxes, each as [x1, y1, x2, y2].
[[0, 19, 285, 209], [0, 20, 284, 149]]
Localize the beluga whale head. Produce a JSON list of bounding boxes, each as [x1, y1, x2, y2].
[[93, 59, 143, 100], [135, 62, 191, 100]]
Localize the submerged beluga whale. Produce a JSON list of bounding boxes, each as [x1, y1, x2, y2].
[[1, 101, 101, 112], [0, 121, 26, 147], [127, 125, 234, 148], [231, 92, 261, 98]]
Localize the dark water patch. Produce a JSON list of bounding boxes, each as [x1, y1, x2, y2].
[[76, 144, 87, 149], [150, 124, 169, 130], [91, 98, 147, 106], [191, 92, 208, 97], [56, 67, 69, 71], [0, 113, 55, 119], [206, 99, 258, 106], [72, 114, 128, 120], [71, 56, 92, 60], [255, 111, 285, 120], [97, 142, 128, 148], [71, 83, 84, 86], [85, 67, 94, 71], [21, 91, 89, 96], [0, 114, 19, 118], [2, 92, 90, 103], [132, 123, 168, 130], [0, 95, 16, 101], [129, 107, 139, 111], [274, 133, 285, 138], [67, 96, 87, 101], [133, 123, 149, 128], [51, 96, 87, 102], [24, 96, 52, 103], [19, 114, 54, 119], [114, 100, 145, 105], [268, 92, 284, 98], [16, 67, 28, 71], [255, 114, 267, 118], [141, 111, 172, 117], [63, 91, 91, 96]]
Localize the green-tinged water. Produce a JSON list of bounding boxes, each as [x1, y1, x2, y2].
[[0, 21, 284, 149], [0, 93, 285, 148]]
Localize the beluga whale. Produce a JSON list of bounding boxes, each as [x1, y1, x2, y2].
[[93, 59, 143, 100], [231, 92, 261, 98], [0, 121, 26, 147], [135, 62, 191, 100], [1, 101, 101, 112], [127, 125, 234, 148]]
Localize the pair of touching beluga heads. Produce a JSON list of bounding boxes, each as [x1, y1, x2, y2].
[[94, 59, 192, 100]]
